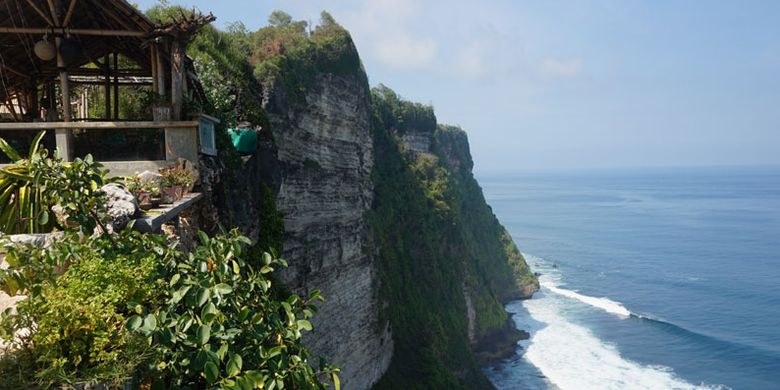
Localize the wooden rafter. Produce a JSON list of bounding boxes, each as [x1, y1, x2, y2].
[[45, 0, 58, 26], [0, 26, 145, 36], [89, 0, 135, 32], [0, 63, 30, 79], [23, 0, 53, 26], [62, 0, 77, 26]]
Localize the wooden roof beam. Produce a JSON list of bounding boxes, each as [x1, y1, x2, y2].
[[46, 0, 60, 26], [0, 26, 146, 37], [0, 63, 30, 79], [63, 0, 78, 26], [24, 0, 54, 26], [89, 0, 137, 32]]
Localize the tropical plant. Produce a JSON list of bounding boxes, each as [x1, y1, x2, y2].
[[159, 166, 195, 187], [0, 131, 109, 235], [128, 229, 340, 389], [32, 152, 110, 235], [0, 228, 166, 388], [0, 162, 338, 389], [124, 176, 160, 197], [0, 131, 53, 234]]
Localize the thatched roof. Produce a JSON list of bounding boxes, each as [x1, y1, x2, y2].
[[0, 0, 156, 101]]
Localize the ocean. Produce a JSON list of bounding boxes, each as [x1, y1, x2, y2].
[[479, 166, 780, 390]]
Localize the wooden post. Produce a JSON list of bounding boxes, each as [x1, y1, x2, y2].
[[155, 42, 166, 97], [29, 81, 38, 120], [113, 52, 119, 119], [55, 36, 73, 161], [104, 54, 110, 119], [170, 40, 184, 120], [151, 45, 158, 93]]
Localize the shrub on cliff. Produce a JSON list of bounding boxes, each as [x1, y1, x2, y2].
[[0, 151, 338, 389], [253, 11, 367, 105], [127, 229, 339, 389], [371, 85, 437, 135], [0, 230, 164, 388]]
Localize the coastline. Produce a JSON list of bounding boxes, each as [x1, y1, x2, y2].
[[476, 282, 539, 368], [474, 319, 530, 366]]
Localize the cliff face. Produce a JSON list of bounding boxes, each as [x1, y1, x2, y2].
[[369, 108, 538, 388], [208, 21, 536, 390], [260, 72, 393, 389]]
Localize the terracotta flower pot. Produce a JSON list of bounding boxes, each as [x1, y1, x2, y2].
[[136, 192, 153, 210], [162, 185, 185, 203]]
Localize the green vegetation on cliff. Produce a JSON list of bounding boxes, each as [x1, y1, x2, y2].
[[186, 10, 538, 387], [252, 11, 368, 105], [370, 87, 537, 389], [137, 8, 537, 388]]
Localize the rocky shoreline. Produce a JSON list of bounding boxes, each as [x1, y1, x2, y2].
[[474, 318, 530, 366], [475, 283, 539, 371]]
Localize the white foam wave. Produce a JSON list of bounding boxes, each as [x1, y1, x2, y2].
[[541, 280, 631, 318], [521, 291, 724, 390], [509, 254, 727, 390]]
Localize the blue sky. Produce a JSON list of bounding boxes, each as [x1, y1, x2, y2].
[[138, 0, 780, 172]]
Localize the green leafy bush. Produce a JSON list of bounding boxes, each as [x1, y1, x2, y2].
[[0, 227, 338, 390], [0, 131, 110, 235], [32, 152, 110, 235], [371, 85, 437, 135], [0, 149, 338, 389], [0, 229, 166, 388], [128, 229, 338, 389]]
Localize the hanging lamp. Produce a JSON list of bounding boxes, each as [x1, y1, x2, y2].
[[33, 35, 56, 61], [59, 36, 83, 66]]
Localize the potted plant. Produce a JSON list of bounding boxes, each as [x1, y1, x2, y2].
[[159, 167, 195, 203], [141, 90, 172, 121], [124, 176, 160, 210]]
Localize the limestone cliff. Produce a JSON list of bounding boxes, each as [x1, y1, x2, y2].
[[262, 71, 392, 389], [369, 90, 538, 388], [204, 17, 536, 390]]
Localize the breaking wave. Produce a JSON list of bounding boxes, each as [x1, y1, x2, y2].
[[505, 254, 729, 390]]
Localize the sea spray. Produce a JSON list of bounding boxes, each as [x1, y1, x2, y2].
[[488, 255, 728, 390], [541, 281, 631, 317]]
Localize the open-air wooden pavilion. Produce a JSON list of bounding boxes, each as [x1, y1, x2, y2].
[[0, 0, 217, 175]]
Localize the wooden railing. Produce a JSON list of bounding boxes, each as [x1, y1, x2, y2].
[[0, 116, 217, 177]]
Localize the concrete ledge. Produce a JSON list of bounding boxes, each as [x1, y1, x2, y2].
[[132, 192, 202, 233], [102, 160, 175, 177]]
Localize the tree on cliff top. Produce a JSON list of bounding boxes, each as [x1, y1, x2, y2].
[[371, 84, 437, 135], [268, 10, 294, 27]]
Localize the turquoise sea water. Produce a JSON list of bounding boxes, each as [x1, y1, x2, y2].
[[480, 166, 780, 390]]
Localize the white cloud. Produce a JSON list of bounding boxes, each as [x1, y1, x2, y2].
[[375, 34, 437, 70], [453, 42, 488, 79], [341, 0, 438, 71], [539, 57, 584, 78]]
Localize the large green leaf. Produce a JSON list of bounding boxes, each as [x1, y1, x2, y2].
[[203, 361, 219, 383], [126, 315, 143, 331], [226, 353, 242, 377], [297, 320, 312, 332], [28, 130, 45, 158], [139, 314, 157, 335], [196, 324, 211, 345], [214, 283, 233, 295], [196, 287, 210, 307], [0, 136, 22, 162], [201, 302, 218, 324]]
